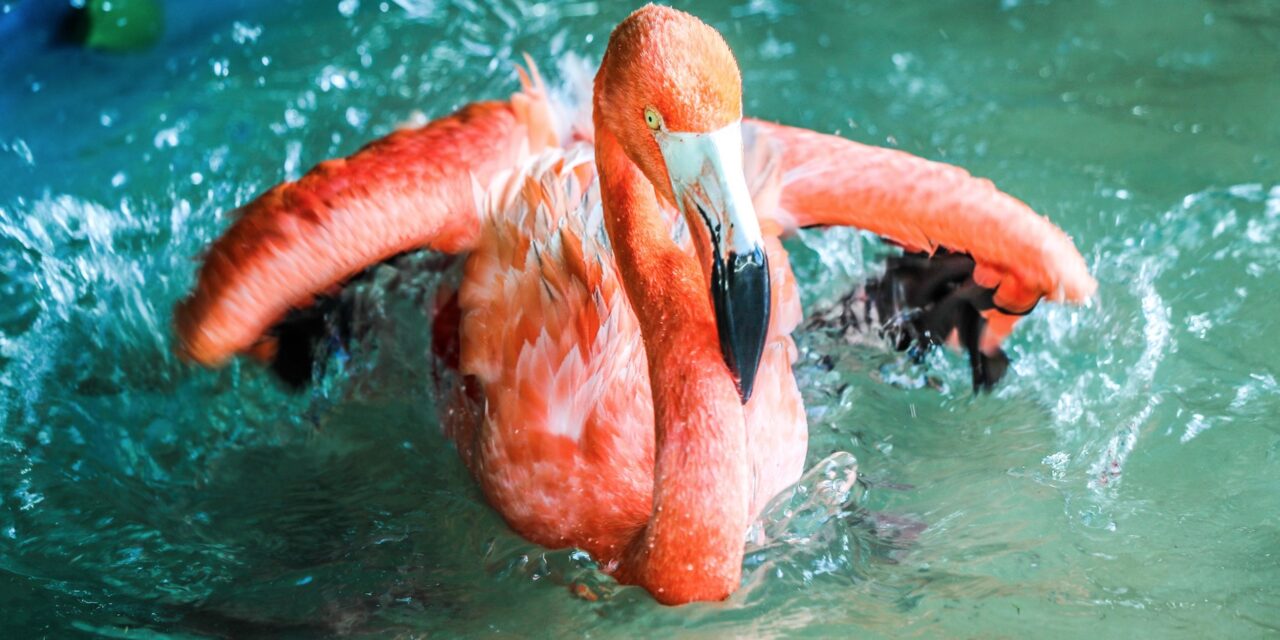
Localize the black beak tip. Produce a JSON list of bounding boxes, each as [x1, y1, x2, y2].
[[711, 246, 771, 405]]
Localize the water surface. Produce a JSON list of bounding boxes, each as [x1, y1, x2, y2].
[[1, 0, 1278, 637]]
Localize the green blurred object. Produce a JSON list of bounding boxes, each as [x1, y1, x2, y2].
[[82, 0, 163, 51]]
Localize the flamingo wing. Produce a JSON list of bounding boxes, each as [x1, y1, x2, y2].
[[175, 73, 558, 367], [743, 119, 1096, 388]]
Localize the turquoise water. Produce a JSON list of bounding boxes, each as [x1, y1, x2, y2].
[[2, 0, 1278, 637]]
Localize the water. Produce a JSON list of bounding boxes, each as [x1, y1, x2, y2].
[[2, 0, 1278, 636]]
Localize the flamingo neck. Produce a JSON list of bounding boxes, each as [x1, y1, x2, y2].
[[595, 126, 751, 604]]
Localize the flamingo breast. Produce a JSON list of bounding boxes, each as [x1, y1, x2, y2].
[[445, 138, 808, 567], [453, 147, 655, 563]]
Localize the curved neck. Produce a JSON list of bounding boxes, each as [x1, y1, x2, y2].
[[595, 125, 750, 604]]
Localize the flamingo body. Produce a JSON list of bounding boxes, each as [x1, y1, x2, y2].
[[451, 141, 807, 577], [174, 6, 1095, 604]]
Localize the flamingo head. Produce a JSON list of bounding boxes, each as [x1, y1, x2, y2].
[[596, 5, 770, 403]]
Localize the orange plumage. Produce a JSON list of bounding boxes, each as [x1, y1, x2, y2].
[[174, 6, 1095, 604]]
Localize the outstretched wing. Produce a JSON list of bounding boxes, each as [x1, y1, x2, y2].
[[175, 70, 558, 367], [744, 119, 1096, 388]]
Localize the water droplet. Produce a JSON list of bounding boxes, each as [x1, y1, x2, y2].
[[345, 106, 369, 129], [4, 139, 34, 166], [153, 127, 179, 149], [1185, 313, 1211, 339], [231, 22, 263, 45], [1180, 414, 1211, 443], [318, 66, 351, 91], [284, 108, 307, 129], [283, 140, 303, 179]]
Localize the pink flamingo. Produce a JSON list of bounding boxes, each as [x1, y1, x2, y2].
[[175, 6, 1094, 604]]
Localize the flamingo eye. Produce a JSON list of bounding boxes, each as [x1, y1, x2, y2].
[[644, 107, 662, 131]]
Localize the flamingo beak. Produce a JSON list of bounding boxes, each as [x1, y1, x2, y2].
[[656, 120, 771, 403]]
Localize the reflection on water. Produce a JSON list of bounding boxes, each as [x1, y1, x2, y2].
[[1, 0, 1278, 637]]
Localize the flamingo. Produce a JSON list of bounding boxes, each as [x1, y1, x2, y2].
[[174, 5, 1095, 604]]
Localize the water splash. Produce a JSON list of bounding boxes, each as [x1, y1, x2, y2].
[[1085, 259, 1170, 493], [748, 452, 860, 552], [1008, 183, 1280, 506]]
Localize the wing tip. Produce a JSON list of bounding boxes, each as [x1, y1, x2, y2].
[[1050, 242, 1099, 305], [171, 299, 229, 368]]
